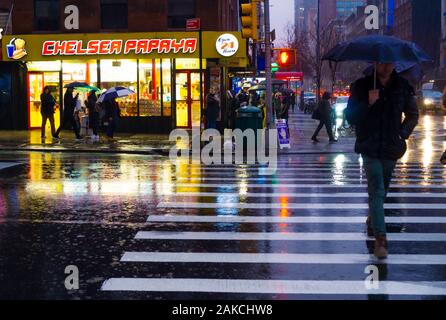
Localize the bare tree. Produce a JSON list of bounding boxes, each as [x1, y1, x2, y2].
[[286, 19, 345, 93]]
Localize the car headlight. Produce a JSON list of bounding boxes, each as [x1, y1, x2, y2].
[[424, 98, 433, 105]]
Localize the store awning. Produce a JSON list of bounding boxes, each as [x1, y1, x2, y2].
[[274, 72, 303, 81]]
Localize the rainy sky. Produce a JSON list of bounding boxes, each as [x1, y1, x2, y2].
[[270, 0, 294, 45]]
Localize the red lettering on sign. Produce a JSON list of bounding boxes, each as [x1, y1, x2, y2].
[[147, 39, 160, 53], [75, 40, 87, 55], [99, 40, 110, 54], [65, 40, 76, 55], [42, 41, 55, 55], [124, 40, 137, 54], [159, 39, 171, 53], [110, 40, 122, 54], [53, 41, 67, 55], [184, 39, 197, 53], [171, 39, 184, 53], [136, 40, 148, 54], [87, 40, 99, 55]]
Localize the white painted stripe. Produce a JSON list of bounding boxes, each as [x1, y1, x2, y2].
[[157, 202, 446, 210], [166, 192, 446, 198], [121, 252, 446, 265], [192, 167, 446, 172], [135, 231, 446, 241], [0, 162, 21, 170], [177, 177, 446, 183], [168, 183, 446, 189], [101, 278, 446, 295], [146, 215, 446, 224]]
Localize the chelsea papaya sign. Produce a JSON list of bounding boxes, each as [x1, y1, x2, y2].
[[1, 32, 246, 62]]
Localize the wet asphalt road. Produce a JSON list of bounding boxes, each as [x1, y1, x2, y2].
[[0, 112, 446, 300]]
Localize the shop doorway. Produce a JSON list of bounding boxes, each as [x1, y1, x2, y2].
[[27, 71, 61, 130], [175, 71, 202, 128]]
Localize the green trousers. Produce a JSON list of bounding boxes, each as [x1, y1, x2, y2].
[[362, 155, 397, 236]]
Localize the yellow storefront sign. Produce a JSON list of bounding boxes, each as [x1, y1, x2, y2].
[[2, 32, 246, 62]]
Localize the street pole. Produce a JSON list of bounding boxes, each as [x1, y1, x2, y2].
[[316, 0, 321, 104], [264, 0, 273, 128]]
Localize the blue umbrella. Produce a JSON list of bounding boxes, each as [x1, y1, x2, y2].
[[322, 35, 432, 63], [97, 86, 135, 103], [64, 82, 89, 89], [363, 62, 425, 85], [323, 35, 432, 88]]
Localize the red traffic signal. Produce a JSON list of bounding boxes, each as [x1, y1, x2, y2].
[[277, 49, 296, 68]]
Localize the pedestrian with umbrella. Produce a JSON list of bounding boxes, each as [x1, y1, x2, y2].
[[98, 87, 134, 141], [55, 84, 82, 140], [86, 89, 100, 141], [323, 35, 430, 259]]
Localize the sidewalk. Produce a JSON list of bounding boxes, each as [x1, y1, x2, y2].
[[0, 112, 356, 156], [283, 110, 356, 154]]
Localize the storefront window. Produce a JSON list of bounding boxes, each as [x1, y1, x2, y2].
[[62, 61, 98, 87], [139, 59, 162, 117], [101, 59, 138, 117], [27, 61, 61, 72], [162, 60, 172, 117]]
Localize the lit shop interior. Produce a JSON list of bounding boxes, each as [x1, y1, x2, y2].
[[26, 58, 206, 131]]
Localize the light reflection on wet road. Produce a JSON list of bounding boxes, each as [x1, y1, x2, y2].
[[0, 113, 445, 299]]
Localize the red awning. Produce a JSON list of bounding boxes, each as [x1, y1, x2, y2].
[[274, 72, 303, 81]]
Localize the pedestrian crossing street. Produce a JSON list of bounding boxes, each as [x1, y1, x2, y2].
[[101, 155, 446, 299]]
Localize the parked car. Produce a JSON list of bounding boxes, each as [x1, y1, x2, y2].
[[417, 90, 443, 113]]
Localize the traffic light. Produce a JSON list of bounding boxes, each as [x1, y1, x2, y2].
[[277, 49, 296, 68], [240, 0, 258, 40]]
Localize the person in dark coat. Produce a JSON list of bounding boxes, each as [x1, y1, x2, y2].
[[345, 63, 419, 259], [311, 92, 336, 143], [55, 87, 81, 139], [40, 86, 57, 139], [290, 92, 296, 112], [103, 97, 120, 140], [205, 88, 220, 129], [236, 86, 249, 107], [86, 90, 100, 141]]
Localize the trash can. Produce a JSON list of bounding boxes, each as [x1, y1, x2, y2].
[[235, 106, 263, 153], [235, 106, 263, 131]]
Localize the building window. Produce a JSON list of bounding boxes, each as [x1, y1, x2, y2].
[[101, 0, 128, 30], [139, 59, 162, 117], [168, 0, 196, 29], [34, 0, 60, 31], [100, 60, 137, 117]]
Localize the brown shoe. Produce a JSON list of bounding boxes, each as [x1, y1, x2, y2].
[[374, 235, 388, 259], [366, 216, 374, 237]]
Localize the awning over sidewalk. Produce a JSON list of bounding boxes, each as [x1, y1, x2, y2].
[[274, 72, 303, 81]]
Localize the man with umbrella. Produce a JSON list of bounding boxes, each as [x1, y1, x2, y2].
[[55, 84, 82, 140], [324, 35, 428, 259]]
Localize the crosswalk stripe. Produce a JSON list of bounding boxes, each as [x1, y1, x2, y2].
[[168, 183, 446, 189], [135, 231, 446, 241], [191, 167, 446, 172], [101, 278, 446, 295], [146, 215, 446, 224], [177, 177, 446, 182], [121, 252, 446, 265], [164, 192, 446, 198], [157, 202, 446, 210]]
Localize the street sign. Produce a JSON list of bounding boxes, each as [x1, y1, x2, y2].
[[276, 119, 290, 149], [186, 18, 201, 31]]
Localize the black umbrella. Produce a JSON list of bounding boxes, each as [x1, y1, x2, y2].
[[323, 35, 432, 88], [64, 82, 89, 89]]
